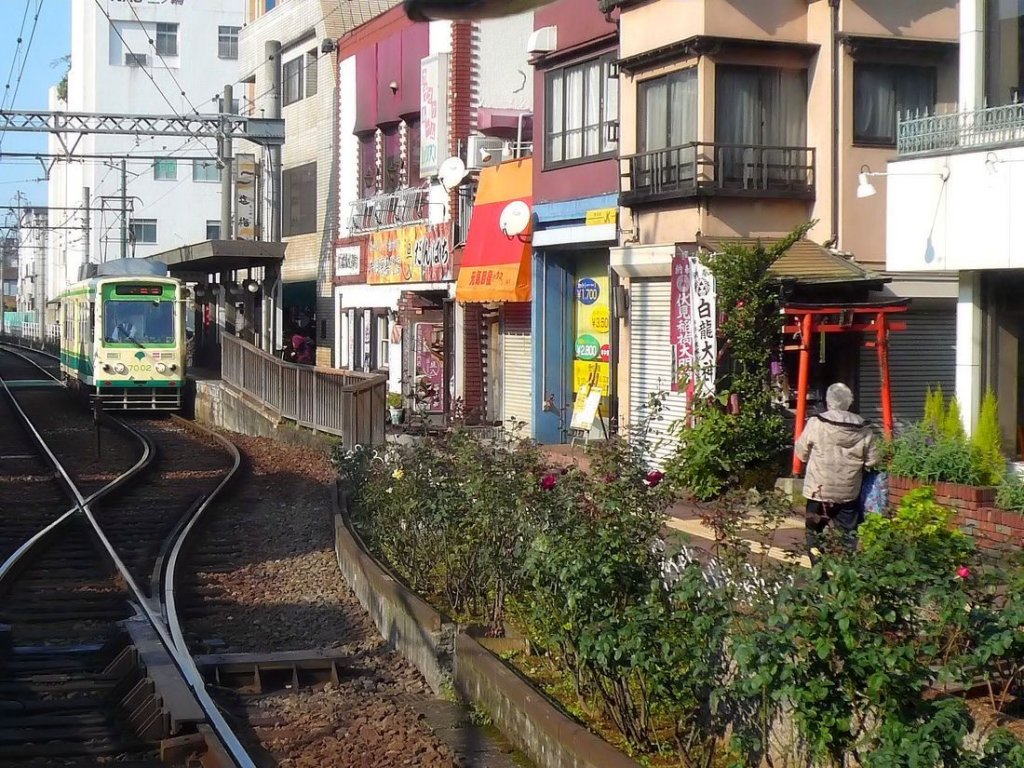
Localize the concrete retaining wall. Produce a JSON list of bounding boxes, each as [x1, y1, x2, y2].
[[333, 487, 454, 694], [333, 484, 640, 768], [192, 378, 335, 453]]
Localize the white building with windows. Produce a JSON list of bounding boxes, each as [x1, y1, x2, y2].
[[16, 207, 47, 317], [886, 0, 1024, 451], [46, 0, 243, 314]]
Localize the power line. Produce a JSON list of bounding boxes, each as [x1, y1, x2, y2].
[[0, 0, 45, 153], [1, 0, 33, 114], [90, 0, 219, 165], [124, 3, 206, 118]]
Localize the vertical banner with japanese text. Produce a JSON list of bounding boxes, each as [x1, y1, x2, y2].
[[670, 246, 716, 396], [670, 249, 693, 392]]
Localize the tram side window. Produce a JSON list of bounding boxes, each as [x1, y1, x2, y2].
[[89, 303, 96, 338]]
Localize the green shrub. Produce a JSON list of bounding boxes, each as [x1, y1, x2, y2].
[[860, 487, 973, 578], [972, 390, 1005, 485], [996, 471, 1024, 513], [888, 424, 984, 486], [942, 397, 965, 440], [923, 385, 945, 433]]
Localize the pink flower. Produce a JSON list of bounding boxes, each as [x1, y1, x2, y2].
[[956, 565, 971, 580], [645, 470, 665, 488], [540, 474, 558, 491]]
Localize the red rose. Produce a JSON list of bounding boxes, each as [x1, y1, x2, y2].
[[540, 474, 558, 490], [645, 470, 665, 488], [956, 565, 971, 580]]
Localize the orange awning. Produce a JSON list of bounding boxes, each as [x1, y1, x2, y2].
[[455, 158, 533, 303]]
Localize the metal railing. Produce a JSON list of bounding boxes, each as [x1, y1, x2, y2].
[[221, 334, 386, 447], [1, 320, 60, 355], [620, 141, 815, 203], [348, 186, 431, 233], [897, 102, 1024, 155]]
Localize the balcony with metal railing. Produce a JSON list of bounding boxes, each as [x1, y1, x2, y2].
[[348, 186, 431, 234], [897, 102, 1024, 156], [619, 142, 816, 206]]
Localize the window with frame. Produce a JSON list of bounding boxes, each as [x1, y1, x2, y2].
[[382, 128, 402, 193], [986, 0, 1024, 106], [155, 23, 178, 57], [358, 132, 377, 198], [375, 313, 390, 370], [544, 53, 618, 167], [130, 219, 157, 244], [854, 63, 936, 146], [283, 57, 304, 107], [217, 97, 240, 114], [282, 162, 317, 237], [306, 51, 318, 98], [192, 160, 221, 183], [638, 68, 697, 152], [206, 220, 221, 240], [218, 26, 239, 60], [405, 118, 421, 183], [153, 158, 177, 181]]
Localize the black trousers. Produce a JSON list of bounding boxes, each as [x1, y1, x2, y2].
[[805, 499, 860, 563]]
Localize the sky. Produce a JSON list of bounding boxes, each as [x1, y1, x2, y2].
[[0, 1, 71, 208]]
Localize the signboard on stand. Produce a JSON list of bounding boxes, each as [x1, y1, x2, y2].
[[670, 246, 717, 397]]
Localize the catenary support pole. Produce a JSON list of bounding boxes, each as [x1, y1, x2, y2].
[[120, 160, 127, 260], [220, 84, 233, 241], [83, 187, 90, 265]]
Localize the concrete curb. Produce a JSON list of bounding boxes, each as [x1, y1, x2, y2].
[[332, 481, 640, 768]]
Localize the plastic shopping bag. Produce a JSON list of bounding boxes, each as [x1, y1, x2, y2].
[[860, 470, 888, 517]]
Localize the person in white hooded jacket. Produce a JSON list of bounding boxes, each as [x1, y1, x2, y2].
[[795, 382, 880, 561]]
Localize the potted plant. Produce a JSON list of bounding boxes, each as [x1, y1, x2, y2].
[[387, 392, 404, 424]]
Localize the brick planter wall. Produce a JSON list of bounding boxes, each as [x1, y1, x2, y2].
[[888, 476, 1024, 548]]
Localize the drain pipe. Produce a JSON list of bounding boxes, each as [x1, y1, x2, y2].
[[830, 0, 841, 245]]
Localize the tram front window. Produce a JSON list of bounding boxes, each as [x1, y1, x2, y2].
[[104, 300, 174, 344]]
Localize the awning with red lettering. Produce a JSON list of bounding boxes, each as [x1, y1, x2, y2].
[[455, 158, 532, 303]]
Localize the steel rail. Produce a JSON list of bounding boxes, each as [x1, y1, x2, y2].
[[0, 346, 256, 768]]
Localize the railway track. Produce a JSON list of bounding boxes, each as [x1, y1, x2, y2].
[[0, 347, 254, 767]]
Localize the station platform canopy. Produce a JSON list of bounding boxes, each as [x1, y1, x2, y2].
[[144, 240, 285, 280]]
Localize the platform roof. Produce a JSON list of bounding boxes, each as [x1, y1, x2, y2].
[[144, 240, 285, 278]]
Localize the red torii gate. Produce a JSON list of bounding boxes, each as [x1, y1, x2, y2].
[[784, 301, 908, 475]]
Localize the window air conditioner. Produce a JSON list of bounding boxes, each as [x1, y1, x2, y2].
[[466, 135, 505, 171], [125, 53, 149, 67]]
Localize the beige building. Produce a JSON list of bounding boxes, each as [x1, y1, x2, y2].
[[239, 0, 400, 364], [607, 0, 960, 447]]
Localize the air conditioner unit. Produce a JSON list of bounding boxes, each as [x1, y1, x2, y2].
[[125, 53, 149, 67], [466, 135, 505, 171]]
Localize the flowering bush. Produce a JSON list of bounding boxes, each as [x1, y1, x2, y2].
[[341, 430, 1024, 765]]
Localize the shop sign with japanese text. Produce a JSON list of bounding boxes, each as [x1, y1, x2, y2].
[[419, 54, 449, 179], [670, 246, 716, 397], [334, 243, 362, 281], [367, 223, 452, 284]]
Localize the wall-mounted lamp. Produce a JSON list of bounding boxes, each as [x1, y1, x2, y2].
[[479, 147, 493, 164], [388, 80, 399, 94], [856, 163, 950, 199], [985, 152, 1002, 173]]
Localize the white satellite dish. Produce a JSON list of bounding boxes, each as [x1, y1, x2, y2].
[[499, 200, 531, 237], [437, 156, 468, 189]]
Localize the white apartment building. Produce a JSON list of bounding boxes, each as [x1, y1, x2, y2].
[[239, 0, 401, 365], [16, 207, 47, 316], [886, 0, 1024, 451], [46, 0, 244, 314]]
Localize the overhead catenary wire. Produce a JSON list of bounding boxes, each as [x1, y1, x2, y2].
[[90, 0, 220, 166], [0, 0, 45, 153]]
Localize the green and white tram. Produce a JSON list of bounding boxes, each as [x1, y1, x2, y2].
[[57, 260, 187, 411]]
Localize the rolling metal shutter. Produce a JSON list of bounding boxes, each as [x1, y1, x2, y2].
[[858, 305, 956, 431], [502, 302, 533, 436], [629, 280, 688, 467]]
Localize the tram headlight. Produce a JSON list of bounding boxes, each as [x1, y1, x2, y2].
[[101, 363, 112, 372], [155, 362, 168, 374], [114, 362, 128, 375]]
